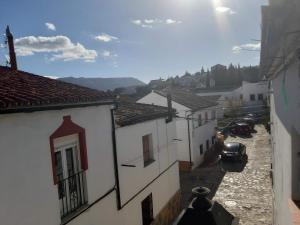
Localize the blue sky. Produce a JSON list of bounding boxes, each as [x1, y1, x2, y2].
[[0, 0, 266, 83]]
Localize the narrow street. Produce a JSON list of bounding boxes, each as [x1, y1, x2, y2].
[[180, 125, 272, 225]]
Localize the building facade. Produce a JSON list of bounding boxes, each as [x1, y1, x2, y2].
[[261, 0, 300, 224], [0, 66, 181, 225], [137, 89, 218, 171]]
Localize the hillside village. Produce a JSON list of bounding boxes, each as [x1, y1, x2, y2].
[[0, 0, 300, 225]]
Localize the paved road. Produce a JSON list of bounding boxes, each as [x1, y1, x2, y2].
[[180, 125, 272, 225]]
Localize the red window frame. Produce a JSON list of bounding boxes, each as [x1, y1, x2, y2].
[[49, 115, 88, 184]]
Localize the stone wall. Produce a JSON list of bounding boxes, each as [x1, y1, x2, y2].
[[151, 190, 182, 225]]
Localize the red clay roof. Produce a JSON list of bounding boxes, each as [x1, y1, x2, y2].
[[0, 66, 115, 113]]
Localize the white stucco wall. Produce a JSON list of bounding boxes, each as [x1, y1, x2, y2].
[[270, 57, 300, 225], [138, 92, 217, 168], [115, 118, 178, 205], [0, 105, 115, 225]]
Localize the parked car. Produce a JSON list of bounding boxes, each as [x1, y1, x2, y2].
[[228, 122, 251, 136], [246, 113, 260, 123], [238, 117, 255, 130], [221, 142, 246, 161]]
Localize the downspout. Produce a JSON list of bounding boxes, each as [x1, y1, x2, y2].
[[186, 113, 192, 168], [110, 105, 122, 210]]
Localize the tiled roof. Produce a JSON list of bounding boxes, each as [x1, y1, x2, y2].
[[0, 66, 115, 113], [115, 102, 174, 127], [154, 88, 218, 111], [200, 95, 222, 102]]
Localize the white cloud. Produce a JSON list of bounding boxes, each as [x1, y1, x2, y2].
[[216, 7, 236, 15], [132, 18, 182, 28], [144, 19, 155, 24], [232, 42, 261, 54], [94, 33, 118, 42], [45, 22, 56, 31], [132, 20, 142, 25], [102, 50, 118, 58], [166, 19, 182, 24], [14, 35, 97, 62]]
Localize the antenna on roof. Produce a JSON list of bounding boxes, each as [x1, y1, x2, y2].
[[5, 25, 17, 70]]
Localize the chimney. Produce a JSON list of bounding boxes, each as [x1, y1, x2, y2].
[[166, 93, 173, 123], [6, 26, 17, 70]]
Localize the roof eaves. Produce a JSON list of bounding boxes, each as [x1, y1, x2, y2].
[[0, 100, 115, 114]]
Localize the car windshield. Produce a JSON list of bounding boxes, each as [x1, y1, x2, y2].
[[224, 144, 239, 152]]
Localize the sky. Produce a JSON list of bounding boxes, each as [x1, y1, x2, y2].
[[0, 0, 267, 83]]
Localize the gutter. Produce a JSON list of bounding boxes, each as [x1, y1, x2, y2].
[[0, 100, 115, 114], [110, 105, 122, 210], [186, 113, 192, 167]]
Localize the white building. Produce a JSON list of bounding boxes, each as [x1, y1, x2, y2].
[[261, 0, 300, 224], [196, 81, 268, 116], [115, 102, 181, 225], [137, 89, 218, 171], [0, 65, 181, 225]]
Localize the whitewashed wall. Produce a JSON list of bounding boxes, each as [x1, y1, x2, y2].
[[270, 57, 300, 225], [115, 118, 178, 205], [0, 105, 115, 225], [191, 108, 217, 167], [138, 92, 217, 168]]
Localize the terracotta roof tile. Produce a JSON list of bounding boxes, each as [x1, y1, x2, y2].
[[154, 88, 218, 111], [115, 102, 174, 127], [0, 66, 115, 113]]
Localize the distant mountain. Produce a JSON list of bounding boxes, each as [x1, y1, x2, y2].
[[59, 77, 145, 91]]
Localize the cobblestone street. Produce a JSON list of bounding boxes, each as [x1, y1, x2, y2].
[[180, 125, 272, 225]]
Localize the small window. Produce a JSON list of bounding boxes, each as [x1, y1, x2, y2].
[[212, 136, 216, 145], [206, 140, 210, 150], [198, 114, 202, 126], [200, 144, 204, 155], [250, 94, 256, 101], [142, 194, 153, 225], [211, 110, 216, 120], [258, 94, 264, 101], [143, 134, 154, 167], [205, 112, 208, 123], [240, 94, 243, 100]]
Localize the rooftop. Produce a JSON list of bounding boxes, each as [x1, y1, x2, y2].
[[154, 88, 218, 111], [115, 102, 174, 127], [0, 66, 115, 114]]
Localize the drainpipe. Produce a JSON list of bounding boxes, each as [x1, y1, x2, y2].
[[110, 104, 122, 210], [186, 113, 192, 168]]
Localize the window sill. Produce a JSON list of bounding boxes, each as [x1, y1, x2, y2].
[[288, 199, 300, 225], [61, 203, 89, 225], [144, 159, 155, 168]]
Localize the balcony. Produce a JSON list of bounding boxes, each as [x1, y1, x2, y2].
[[57, 171, 88, 219]]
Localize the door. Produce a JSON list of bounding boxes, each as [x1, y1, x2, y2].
[[55, 144, 85, 217], [142, 194, 153, 225]]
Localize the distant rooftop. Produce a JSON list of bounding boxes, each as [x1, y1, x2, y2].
[[0, 66, 115, 114], [115, 102, 174, 127], [154, 88, 218, 111]]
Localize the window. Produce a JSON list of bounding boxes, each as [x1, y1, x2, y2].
[[142, 194, 153, 225], [143, 134, 154, 167], [250, 94, 256, 101], [212, 136, 216, 145], [198, 114, 202, 126], [50, 116, 88, 219], [211, 110, 216, 120], [200, 144, 204, 155], [258, 94, 264, 101], [205, 112, 208, 123], [206, 140, 210, 151], [240, 94, 243, 100], [55, 144, 87, 218]]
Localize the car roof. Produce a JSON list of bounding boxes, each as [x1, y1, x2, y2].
[[225, 142, 241, 148], [236, 122, 249, 126]]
